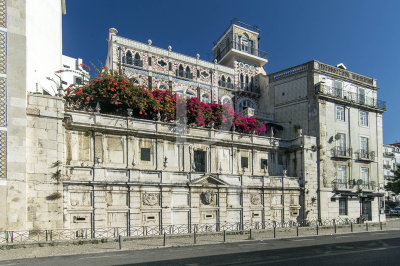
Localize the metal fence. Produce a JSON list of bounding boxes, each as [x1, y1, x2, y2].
[[0, 218, 376, 245]]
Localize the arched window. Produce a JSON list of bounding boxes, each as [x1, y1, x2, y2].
[[159, 83, 167, 90], [250, 76, 254, 91], [239, 99, 254, 111], [178, 65, 184, 77], [221, 96, 232, 106], [220, 76, 226, 87], [202, 93, 210, 103], [185, 66, 192, 79], [240, 74, 244, 89], [185, 90, 196, 99], [245, 75, 249, 91], [227, 77, 232, 89], [241, 33, 249, 52], [126, 51, 133, 65], [134, 53, 142, 67]]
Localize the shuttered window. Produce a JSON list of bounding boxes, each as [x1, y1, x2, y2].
[[194, 150, 206, 172]]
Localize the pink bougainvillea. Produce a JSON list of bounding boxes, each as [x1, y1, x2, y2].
[[65, 69, 266, 135]]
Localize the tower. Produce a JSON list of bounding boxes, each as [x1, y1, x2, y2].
[[212, 19, 269, 119]]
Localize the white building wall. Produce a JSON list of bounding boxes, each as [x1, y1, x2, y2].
[[26, 0, 65, 94]]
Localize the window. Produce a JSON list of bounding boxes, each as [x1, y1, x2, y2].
[[74, 76, 83, 85], [185, 90, 196, 99], [141, 148, 151, 161], [360, 137, 369, 153], [241, 156, 248, 169], [361, 167, 369, 187], [359, 88, 366, 104], [240, 74, 244, 89], [148, 76, 152, 89], [197, 70, 200, 78], [337, 165, 347, 188], [148, 57, 152, 66], [185, 66, 192, 79], [126, 51, 133, 65], [168, 62, 172, 71], [227, 77, 232, 88], [336, 105, 345, 121], [261, 159, 268, 170], [159, 84, 167, 90], [221, 96, 232, 106], [360, 111, 368, 126], [333, 80, 343, 97], [220, 76, 226, 87], [336, 133, 346, 155], [339, 198, 348, 215], [245, 75, 249, 91], [241, 33, 249, 52], [201, 94, 209, 103], [157, 60, 167, 67], [201, 71, 209, 78], [194, 150, 206, 172], [177, 65, 184, 77], [134, 53, 142, 67]]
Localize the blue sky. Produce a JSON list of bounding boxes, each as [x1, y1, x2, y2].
[[63, 0, 400, 144]]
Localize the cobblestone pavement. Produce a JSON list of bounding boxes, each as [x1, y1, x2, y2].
[[0, 218, 399, 261]]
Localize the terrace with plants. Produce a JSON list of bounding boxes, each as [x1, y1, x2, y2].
[[64, 68, 266, 135]]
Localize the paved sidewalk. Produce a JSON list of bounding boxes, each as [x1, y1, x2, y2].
[[1, 218, 399, 261]]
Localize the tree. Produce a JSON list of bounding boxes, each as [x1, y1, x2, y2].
[[385, 167, 400, 195]]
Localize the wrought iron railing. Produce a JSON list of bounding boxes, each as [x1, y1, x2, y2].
[[332, 179, 348, 189], [315, 83, 386, 111], [358, 150, 375, 161], [384, 152, 395, 157], [215, 40, 267, 62], [1, 218, 366, 245], [332, 147, 352, 158]]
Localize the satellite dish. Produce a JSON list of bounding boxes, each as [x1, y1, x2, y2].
[[357, 179, 363, 185]]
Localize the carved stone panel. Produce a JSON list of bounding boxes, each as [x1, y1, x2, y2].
[[200, 190, 215, 205], [250, 193, 262, 205], [142, 193, 159, 206]]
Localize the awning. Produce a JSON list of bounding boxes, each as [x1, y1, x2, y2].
[[337, 191, 359, 198], [362, 192, 384, 198]]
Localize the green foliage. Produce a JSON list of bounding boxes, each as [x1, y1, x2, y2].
[[385, 167, 400, 194]]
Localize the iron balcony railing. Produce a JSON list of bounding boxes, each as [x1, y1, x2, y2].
[[360, 181, 376, 190], [384, 164, 392, 170], [215, 40, 267, 62], [332, 179, 348, 189], [332, 147, 352, 158], [315, 83, 386, 111], [358, 150, 375, 161], [384, 151, 395, 157]]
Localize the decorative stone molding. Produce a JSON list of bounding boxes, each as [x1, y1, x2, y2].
[[201, 190, 214, 205], [250, 193, 261, 205], [142, 193, 159, 206]]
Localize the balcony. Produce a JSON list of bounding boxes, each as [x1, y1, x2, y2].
[[384, 151, 395, 157], [331, 147, 352, 159], [315, 83, 386, 111], [357, 150, 375, 162], [215, 40, 267, 65], [332, 179, 348, 190], [384, 164, 392, 170], [359, 181, 376, 191]]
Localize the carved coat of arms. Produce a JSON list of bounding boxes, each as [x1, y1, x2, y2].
[[201, 190, 214, 205], [250, 194, 262, 205], [142, 193, 159, 206]]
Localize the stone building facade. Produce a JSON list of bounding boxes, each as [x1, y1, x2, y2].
[[267, 61, 386, 222]]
